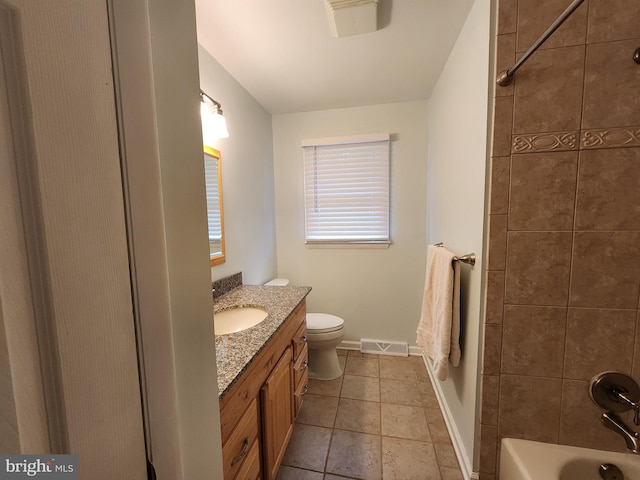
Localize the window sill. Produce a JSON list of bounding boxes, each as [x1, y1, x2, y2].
[[305, 242, 390, 249]]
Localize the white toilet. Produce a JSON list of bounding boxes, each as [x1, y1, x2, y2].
[[306, 312, 344, 380], [265, 279, 345, 380]]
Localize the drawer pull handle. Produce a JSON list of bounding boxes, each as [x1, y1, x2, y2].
[[298, 335, 307, 345], [300, 384, 308, 397], [300, 360, 308, 371], [231, 437, 250, 466]]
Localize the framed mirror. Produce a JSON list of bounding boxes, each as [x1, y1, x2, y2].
[[204, 146, 226, 266]]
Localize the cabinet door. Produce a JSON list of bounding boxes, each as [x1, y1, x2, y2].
[[261, 347, 294, 480]]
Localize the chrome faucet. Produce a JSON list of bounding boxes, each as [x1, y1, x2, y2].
[[602, 411, 640, 454], [614, 389, 640, 426], [591, 372, 640, 455]]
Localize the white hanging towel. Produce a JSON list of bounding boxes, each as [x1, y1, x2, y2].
[[416, 244, 461, 381]]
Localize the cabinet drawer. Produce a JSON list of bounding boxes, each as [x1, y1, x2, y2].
[[233, 439, 260, 480], [222, 398, 259, 480], [293, 343, 308, 388], [294, 368, 309, 417], [292, 322, 307, 362]]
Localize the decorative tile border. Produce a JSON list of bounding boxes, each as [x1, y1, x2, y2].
[[581, 127, 640, 149], [512, 131, 578, 153], [510, 128, 640, 152]]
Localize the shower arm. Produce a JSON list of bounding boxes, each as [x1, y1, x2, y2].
[[496, 0, 586, 87]]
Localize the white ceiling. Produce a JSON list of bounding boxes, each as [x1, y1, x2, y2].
[[195, 0, 475, 115]]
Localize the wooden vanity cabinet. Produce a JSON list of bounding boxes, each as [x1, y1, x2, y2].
[[234, 439, 260, 480], [292, 322, 309, 417], [261, 347, 294, 480], [219, 300, 307, 480], [292, 322, 307, 362], [221, 398, 260, 479]]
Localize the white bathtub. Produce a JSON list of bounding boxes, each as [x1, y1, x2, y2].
[[500, 438, 640, 479]]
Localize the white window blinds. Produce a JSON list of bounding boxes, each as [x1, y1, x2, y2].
[[204, 154, 222, 243], [302, 133, 390, 244]]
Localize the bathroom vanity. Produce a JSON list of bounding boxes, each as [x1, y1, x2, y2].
[[214, 284, 311, 480]]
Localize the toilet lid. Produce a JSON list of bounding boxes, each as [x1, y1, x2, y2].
[[307, 313, 344, 334]]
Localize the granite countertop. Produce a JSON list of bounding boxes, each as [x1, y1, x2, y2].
[[214, 285, 311, 399]]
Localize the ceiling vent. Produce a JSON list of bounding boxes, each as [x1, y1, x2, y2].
[[324, 0, 379, 38]]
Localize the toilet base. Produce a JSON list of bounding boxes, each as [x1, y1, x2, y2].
[[308, 347, 343, 380]]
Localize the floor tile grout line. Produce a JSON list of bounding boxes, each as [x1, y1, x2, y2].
[[281, 356, 461, 480], [323, 425, 334, 477]]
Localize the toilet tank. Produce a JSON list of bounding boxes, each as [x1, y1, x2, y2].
[[264, 278, 289, 286]]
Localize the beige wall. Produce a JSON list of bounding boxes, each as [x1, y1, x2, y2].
[[197, 46, 278, 285], [273, 102, 428, 344], [481, 0, 640, 477], [426, 0, 493, 475]]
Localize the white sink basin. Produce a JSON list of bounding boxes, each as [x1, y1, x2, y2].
[[214, 307, 268, 335]]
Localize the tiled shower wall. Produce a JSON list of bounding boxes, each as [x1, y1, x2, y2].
[[480, 0, 640, 478]]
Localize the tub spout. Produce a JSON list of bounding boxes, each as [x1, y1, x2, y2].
[[602, 411, 640, 454]]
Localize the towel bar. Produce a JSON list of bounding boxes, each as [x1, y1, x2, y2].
[[434, 243, 476, 266]]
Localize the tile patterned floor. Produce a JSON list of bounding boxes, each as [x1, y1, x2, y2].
[[277, 350, 464, 480]]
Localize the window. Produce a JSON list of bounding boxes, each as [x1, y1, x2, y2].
[[302, 133, 390, 245]]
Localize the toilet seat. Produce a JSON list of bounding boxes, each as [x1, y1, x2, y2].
[[307, 313, 344, 334]]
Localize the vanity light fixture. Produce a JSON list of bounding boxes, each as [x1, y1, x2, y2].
[[200, 90, 229, 142]]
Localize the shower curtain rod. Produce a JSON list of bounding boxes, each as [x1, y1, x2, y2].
[[496, 0, 586, 86]]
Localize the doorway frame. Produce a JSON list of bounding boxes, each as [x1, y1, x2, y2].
[[108, 0, 224, 477]]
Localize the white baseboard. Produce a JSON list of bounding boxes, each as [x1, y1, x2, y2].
[[408, 344, 424, 356], [339, 341, 479, 479], [338, 340, 360, 351], [420, 352, 479, 480]]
